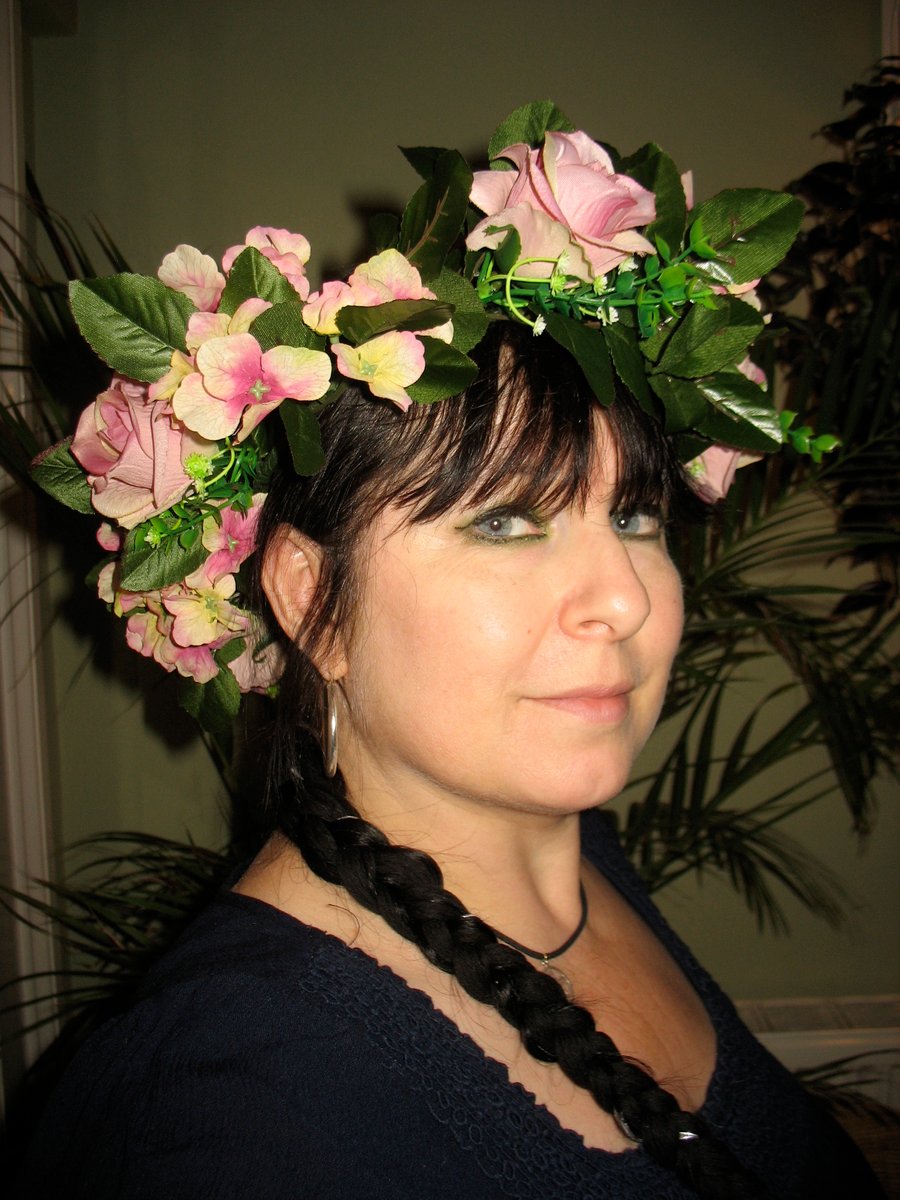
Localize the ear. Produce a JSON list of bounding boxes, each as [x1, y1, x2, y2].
[[260, 525, 347, 679]]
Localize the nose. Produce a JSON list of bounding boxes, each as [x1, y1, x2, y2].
[[558, 528, 652, 642]]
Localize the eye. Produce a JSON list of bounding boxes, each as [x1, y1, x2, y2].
[[466, 508, 545, 542], [611, 509, 663, 539]]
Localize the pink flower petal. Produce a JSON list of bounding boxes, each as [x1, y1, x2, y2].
[[332, 331, 425, 410], [172, 370, 240, 441], [158, 244, 225, 312]]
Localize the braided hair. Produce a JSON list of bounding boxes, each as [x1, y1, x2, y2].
[[253, 324, 767, 1199]]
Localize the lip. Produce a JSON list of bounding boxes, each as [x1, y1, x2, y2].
[[528, 683, 634, 724]]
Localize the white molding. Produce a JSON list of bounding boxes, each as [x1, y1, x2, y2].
[[0, 0, 60, 1112]]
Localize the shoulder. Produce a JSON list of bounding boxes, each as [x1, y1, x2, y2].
[[17, 893, 394, 1198]]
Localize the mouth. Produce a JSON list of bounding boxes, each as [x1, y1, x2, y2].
[[528, 684, 633, 724]]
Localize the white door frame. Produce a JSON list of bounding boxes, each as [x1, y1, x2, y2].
[[0, 0, 60, 1112]]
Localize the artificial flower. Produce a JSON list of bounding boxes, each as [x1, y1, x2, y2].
[[222, 227, 311, 299], [201, 494, 265, 581], [303, 249, 452, 342], [125, 605, 221, 685], [158, 244, 225, 312], [171, 332, 331, 441], [302, 280, 358, 336], [686, 444, 759, 503], [71, 376, 216, 529], [685, 358, 766, 501], [149, 350, 195, 404], [467, 130, 656, 280], [332, 331, 426, 411], [96, 522, 123, 553], [229, 634, 284, 693], [185, 297, 273, 353], [162, 566, 247, 648]]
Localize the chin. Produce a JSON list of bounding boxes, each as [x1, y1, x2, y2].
[[495, 762, 635, 817]]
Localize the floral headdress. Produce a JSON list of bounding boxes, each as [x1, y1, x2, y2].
[[32, 101, 834, 729]]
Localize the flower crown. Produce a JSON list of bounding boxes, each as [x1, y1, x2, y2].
[[32, 101, 834, 729]]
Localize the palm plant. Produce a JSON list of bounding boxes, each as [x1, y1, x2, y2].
[[615, 59, 899, 928], [1, 64, 898, 1058]]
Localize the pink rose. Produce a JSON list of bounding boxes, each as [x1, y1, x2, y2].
[[71, 376, 214, 529], [467, 130, 656, 280]]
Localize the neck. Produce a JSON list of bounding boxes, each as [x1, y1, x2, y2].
[[342, 767, 589, 952]]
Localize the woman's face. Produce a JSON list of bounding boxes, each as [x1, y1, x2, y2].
[[333, 433, 684, 820]]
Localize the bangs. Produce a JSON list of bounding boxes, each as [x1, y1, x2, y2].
[[309, 322, 689, 536]]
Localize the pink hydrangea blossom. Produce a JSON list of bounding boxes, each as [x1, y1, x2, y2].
[[162, 566, 247, 648], [736, 356, 767, 388], [185, 297, 273, 353], [687, 444, 760, 503], [303, 250, 452, 342], [148, 350, 195, 404], [332, 331, 426, 411], [71, 376, 216, 529], [222, 227, 311, 300], [201, 494, 265, 581], [302, 280, 358, 336], [158, 244, 225, 312], [117, 575, 256, 687], [171, 332, 332, 442], [229, 634, 284, 693], [125, 605, 221, 685], [97, 561, 117, 604], [96, 522, 123, 553], [686, 361, 766, 502], [467, 130, 656, 280]]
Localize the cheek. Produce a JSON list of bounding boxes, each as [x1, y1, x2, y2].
[[642, 557, 684, 659], [657, 572, 684, 665]]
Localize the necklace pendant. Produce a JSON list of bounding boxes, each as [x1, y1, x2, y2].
[[540, 959, 574, 1000]]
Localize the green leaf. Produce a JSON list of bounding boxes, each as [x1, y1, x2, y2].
[[692, 372, 783, 451], [215, 636, 246, 667], [336, 299, 455, 345], [30, 438, 94, 514], [369, 212, 400, 252], [638, 317, 672, 366], [398, 150, 472, 280], [119, 529, 208, 591], [279, 401, 325, 475], [492, 226, 522, 275], [545, 313, 614, 405], [405, 338, 478, 404], [649, 374, 708, 432], [218, 246, 298, 315], [654, 297, 763, 378], [430, 268, 488, 352], [399, 145, 450, 180], [178, 665, 241, 736], [688, 189, 803, 284], [69, 275, 192, 382], [602, 323, 654, 412], [250, 301, 326, 352], [488, 101, 574, 163], [619, 143, 687, 251]]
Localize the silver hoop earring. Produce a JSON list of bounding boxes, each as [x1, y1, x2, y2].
[[322, 680, 339, 778]]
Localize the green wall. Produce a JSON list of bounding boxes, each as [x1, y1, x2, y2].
[[27, 0, 898, 998]]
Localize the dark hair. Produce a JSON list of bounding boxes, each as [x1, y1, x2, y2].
[[253, 324, 762, 1199]]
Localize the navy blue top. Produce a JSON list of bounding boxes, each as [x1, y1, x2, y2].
[[16, 812, 882, 1199]]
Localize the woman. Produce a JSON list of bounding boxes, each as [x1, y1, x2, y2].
[[16, 106, 883, 1198]]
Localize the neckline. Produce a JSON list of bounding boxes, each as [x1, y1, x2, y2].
[[217, 827, 733, 1165]]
